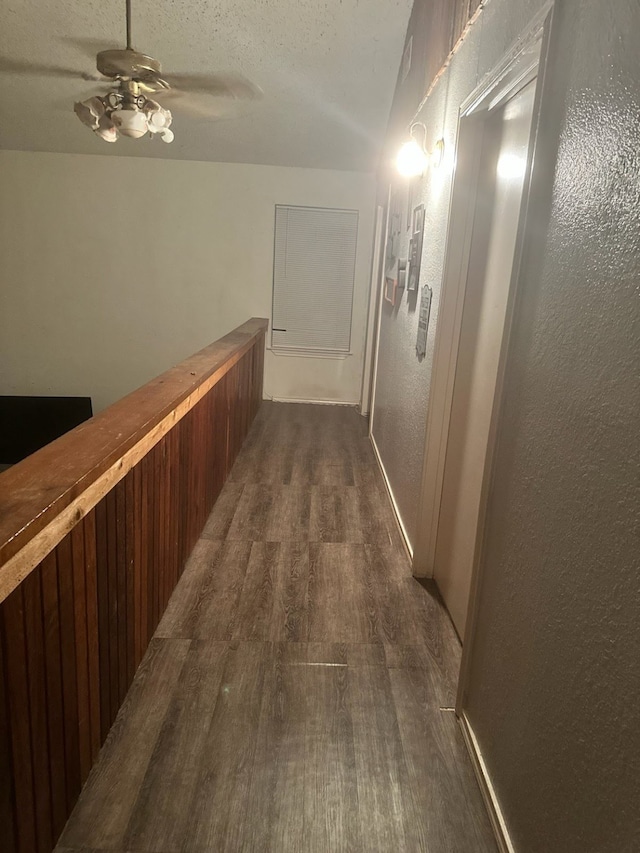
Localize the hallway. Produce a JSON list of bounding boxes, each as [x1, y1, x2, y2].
[[56, 402, 496, 852]]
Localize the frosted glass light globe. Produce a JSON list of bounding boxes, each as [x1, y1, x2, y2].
[[112, 109, 149, 139], [396, 139, 428, 177]]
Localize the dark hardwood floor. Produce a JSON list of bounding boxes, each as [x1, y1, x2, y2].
[[56, 402, 497, 853]]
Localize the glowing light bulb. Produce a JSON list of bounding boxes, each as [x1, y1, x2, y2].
[[396, 139, 428, 177], [111, 109, 149, 139]]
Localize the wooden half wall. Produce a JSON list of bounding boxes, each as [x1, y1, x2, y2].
[[0, 318, 267, 853]]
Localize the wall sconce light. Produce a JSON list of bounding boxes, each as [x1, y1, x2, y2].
[[396, 122, 445, 177]]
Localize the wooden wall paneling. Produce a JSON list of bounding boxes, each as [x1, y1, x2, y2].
[[163, 433, 172, 614], [156, 439, 165, 622], [94, 498, 111, 743], [189, 402, 199, 551], [56, 535, 81, 813], [149, 442, 159, 636], [0, 611, 17, 853], [236, 359, 244, 462], [105, 490, 119, 727], [215, 381, 225, 499], [254, 342, 261, 417], [242, 355, 248, 440], [114, 480, 127, 707], [124, 471, 136, 687], [203, 390, 213, 516], [0, 590, 29, 853], [210, 378, 218, 498], [227, 364, 238, 471], [148, 446, 157, 644], [140, 453, 150, 650], [169, 429, 178, 603], [132, 464, 143, 671], [235, 357, 244, 453], [40, 551, 67, 838], [160, 435, 169, 614], [179, 411, 192, 562], [223, 372, 231, 483], [211, 380, 225, 511], [183, 413, 190, 565], [171, 427, 181, 586], [82, 509, 101, 763], [22, 569, 53, 852], [159, 436, 167, 625], [70, 525, 91, 786], [195, 397, 205, 533]]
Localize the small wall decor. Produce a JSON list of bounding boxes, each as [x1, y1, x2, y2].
[[384, 276, 398, 306], [408, 203, 425, 291], [397, 257, 408, 290], [416, 284, 433, 360], [406, 176, 414, 231], [385, 186, 403, 278]]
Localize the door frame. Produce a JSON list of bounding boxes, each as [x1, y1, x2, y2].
[[434, 7, 556, 853], [360, 204, 386, 417], [367, 191, 391, 435], [412, 5, 552, 587]]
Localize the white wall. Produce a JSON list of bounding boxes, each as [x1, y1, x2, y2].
[[0, 151, 376, 412]]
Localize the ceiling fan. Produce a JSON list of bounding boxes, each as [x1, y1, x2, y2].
[[0, 0, 261, 144]]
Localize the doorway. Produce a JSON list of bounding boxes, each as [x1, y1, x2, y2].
[[414, 34, 544, 640]]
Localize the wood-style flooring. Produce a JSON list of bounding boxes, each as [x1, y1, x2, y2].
[[57, 402, 497, 853]]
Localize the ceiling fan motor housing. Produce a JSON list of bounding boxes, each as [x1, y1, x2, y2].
[[96, 49, 162, 80]]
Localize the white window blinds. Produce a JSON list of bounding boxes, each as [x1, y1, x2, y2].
[[272, 205, 359, 354]]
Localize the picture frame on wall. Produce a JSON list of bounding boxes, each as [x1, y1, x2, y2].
[[408, 203, 425, 291], [385, 186, 403, 277], [384, 276, 398, 306]]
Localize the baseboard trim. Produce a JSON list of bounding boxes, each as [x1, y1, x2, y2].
[[369, 433, 413, 560], [266, 396, 358, 406], [458, 712, 515, 853]]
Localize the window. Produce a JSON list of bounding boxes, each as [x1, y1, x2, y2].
[[271, 205, 359, 355]]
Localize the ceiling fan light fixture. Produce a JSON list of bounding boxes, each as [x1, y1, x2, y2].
[[95, 117, 118, 143], [73, 96, 105, 131], [45, 0, 258, 146], [111, 108, 149, 138]]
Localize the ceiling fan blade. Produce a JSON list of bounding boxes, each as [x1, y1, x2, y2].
[[0, 55, 86, 79], [153, 89, 234, 119], [61, 37, 119, 62], [153, 72, 262, 100]]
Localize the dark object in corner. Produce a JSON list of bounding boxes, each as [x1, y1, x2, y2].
[[0, 396, 93, 464]]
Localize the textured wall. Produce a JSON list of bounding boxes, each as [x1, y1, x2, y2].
[[463, 0, 640, 849], [0, 151, 375, 411], [372, 0, 541, 549], [373, 0, 640, 847]]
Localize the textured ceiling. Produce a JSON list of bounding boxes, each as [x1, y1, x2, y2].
[[0, 0, 412, 170]]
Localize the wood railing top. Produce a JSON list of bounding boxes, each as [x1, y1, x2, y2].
[[0, 318, 267, 591]]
